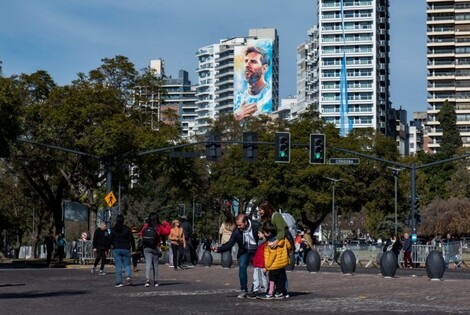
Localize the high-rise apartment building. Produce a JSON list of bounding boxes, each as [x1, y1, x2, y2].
[[195, 44, 219, 135], [295, 26, 320, 121], [313, 0, 391, 135], [426, 0, 470, 153], [134, 60, 196, 136], [194, 28, 279, 135]]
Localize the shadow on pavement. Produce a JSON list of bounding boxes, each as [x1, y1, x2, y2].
[[0, 290, 89, 299]]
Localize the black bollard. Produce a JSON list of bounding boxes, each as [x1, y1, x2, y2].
[[221, 251, 232, 269], [426, 250, 445, 281], [286, 252, 296, 271], [340, 249, 356, 274], [202, 249, 212, 267], [306, 250, 321, 273], [380, 251, 398, 278]]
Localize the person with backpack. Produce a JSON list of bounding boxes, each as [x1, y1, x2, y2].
[[107, 215, 135, 287], [258, 201, 289, 249], [169, 219, 186, 271], [139, 212, 171, 287]]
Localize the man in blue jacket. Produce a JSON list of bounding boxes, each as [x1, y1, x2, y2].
[[212, 214, 260, 298]]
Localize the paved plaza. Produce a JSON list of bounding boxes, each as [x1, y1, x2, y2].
[[1, 261, 470, 315]]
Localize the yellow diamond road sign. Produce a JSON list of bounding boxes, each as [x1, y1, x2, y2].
[[105, 192, 117, 207]]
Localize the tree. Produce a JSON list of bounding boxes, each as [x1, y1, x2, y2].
[[437, 100, 462, 157], [0, 75, 21, 158]]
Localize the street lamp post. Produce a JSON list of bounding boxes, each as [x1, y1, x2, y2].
[[387, 166, 403, 236], [325, 177, 341, 245]]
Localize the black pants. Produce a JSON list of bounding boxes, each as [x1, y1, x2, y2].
[[171, 244, 184, 269], [57, 246, 65, 263], [46, 247, 53, 265], [94, 249, 107, 270], [269, 268, 287, 295]]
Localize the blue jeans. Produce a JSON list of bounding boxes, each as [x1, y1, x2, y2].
[[113, 249, 132, 284], [144, 247, 159, 282], [238, 250, 255, 292]]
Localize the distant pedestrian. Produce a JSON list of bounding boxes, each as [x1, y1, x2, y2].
[[56, 233, 66, 263], [169, 219, 186, 271], [219, 216, 236, 245], [44, 230, 55, 266], [179, 215, 193, 266], [443, 233, 462, 269], [131, 226, 141, 272], [402, 232, 413, 268], [383, 234, 402, 267], [92, 222, 109, 275], [139, 212, 171, 287], [107, 215, 135, 287]]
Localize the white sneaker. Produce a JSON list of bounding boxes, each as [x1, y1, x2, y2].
[[237, 291, 247, 299], [91, 267, 96, 274]]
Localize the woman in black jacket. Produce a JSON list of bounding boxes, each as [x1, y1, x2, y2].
[[108, 215, 135, 287]]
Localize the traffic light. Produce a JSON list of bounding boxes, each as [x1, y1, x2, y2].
[[310, 134, 326, 164], [177, 204, 185, 216], [243, 132, 258, 162], [205, 131, 222, 161], [275, 132, 290, 163], [413, 196, 420, 210], [413, 196, 421, 225], [414, 210, 422, 225], [195, 203, 202, 217]]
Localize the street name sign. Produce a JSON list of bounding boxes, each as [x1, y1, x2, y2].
[[329, 158, 360, 165]]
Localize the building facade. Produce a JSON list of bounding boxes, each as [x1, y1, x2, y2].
[[194, 28, 279, 135], [316, 0, 391, 135], [426, 0, 470, 153]]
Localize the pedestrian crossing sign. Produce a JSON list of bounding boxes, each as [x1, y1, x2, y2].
[[105, 192, 117, 207]]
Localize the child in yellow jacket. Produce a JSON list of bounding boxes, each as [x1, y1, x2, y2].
[[262, 222, 292, 299]]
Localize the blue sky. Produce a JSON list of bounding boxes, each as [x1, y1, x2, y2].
[[1, 0, 427, 115]]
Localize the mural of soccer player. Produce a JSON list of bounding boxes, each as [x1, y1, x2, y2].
[[234, 41, 273, 121]]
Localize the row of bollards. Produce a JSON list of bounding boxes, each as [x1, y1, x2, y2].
[[199, 248, 447, 280]]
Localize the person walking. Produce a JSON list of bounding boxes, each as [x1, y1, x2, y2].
[[56, 233, 66, 264], [44, 230, 55, 266], [444, 233, 462, 269], [402, 232, 413, 268], [169, 219, 186, 271], [92, 222, 109, 275], [212, 214, 260, 299], [383, 234, 402, 267], [139, 212, 171, 287], [179, 215, 193, 266], [108, 215, 135, 287], [131, 226, 141, 272]]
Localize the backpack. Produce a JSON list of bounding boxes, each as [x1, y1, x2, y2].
[[142, 225, 157, 248], [274, 212, 296, 247]]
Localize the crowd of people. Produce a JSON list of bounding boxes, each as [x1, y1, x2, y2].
[[40, 202, 468, 297]]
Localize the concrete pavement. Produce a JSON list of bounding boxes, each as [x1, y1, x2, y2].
[[1, 261, 469, 314]]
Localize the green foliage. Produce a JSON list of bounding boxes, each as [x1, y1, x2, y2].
[[0, 75, 21, 157], [437, 100, 462, 157]]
